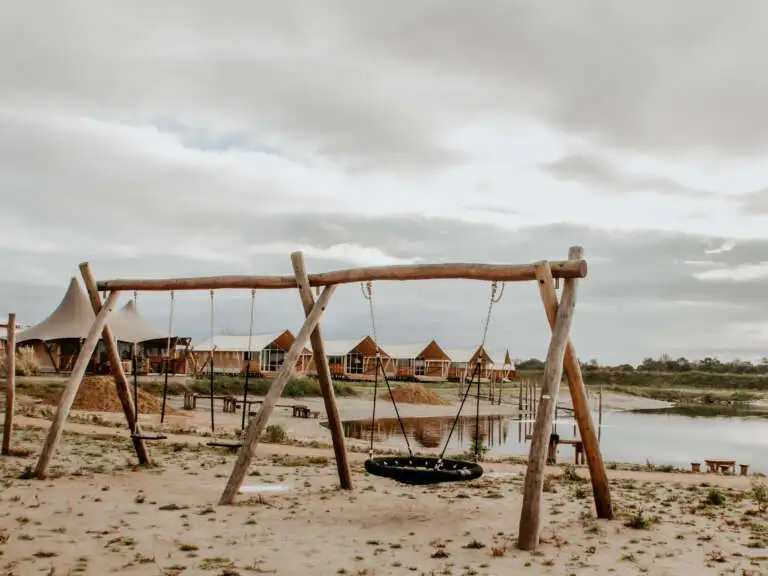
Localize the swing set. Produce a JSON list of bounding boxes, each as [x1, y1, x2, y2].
[[30, 247, 612, 552]]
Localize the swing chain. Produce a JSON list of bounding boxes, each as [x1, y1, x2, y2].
[[479, 281, 504, 351]]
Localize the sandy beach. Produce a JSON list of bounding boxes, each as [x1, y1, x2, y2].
[[0, 383, 766, 576]]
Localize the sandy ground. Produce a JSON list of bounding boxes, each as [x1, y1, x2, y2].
[[1, 387, 767, 576]]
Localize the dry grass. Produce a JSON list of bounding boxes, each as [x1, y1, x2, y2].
[[0, 345, 40, 377]]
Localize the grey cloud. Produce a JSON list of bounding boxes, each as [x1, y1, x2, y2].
[[2, 0, 767, 173], [540, 153, 714, 197], [4, 217, 768, 364], [737, 188, 768, 214], [337, 0, 768, 155]]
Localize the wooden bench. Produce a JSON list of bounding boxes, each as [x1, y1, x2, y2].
[[529, 434, 584, 465], [292, 405, 310, 418], [704, 459, 736, 474], [182, 392, 237, 413]]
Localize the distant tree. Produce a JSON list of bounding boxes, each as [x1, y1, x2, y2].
[[638, 357, 661, 372], [517, 358, 545, 370]]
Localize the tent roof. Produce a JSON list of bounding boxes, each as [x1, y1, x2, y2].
[[110, 299, 166, 344], [17, 279, 169, 345], [443, 347, 483, 364], [193, 330, 308, 353], [322, 336, 389, 358], [378, 342, 429, 359], [379, 340, 449, 361], [16, 278, 95, 343], [486, 348, 514, 368]]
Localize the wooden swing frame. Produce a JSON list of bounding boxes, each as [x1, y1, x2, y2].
[[29, 247, 611, 551]]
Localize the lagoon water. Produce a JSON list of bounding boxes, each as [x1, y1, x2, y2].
[[340, 407, 768, 473]]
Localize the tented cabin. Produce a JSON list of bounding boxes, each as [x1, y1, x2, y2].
[[444, 346, 494, 382], [486, 348, 517, 382], [311, 336, 394, 380], [15, 278, 187, 374], [15, 278, 97, 372], [379, 340, 451, 381], [193, 330, 312, 377]]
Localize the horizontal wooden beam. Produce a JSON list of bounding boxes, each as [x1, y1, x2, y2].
[[94, 258, 587, 292]]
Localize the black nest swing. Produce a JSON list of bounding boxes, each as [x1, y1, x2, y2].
[[360, 280, 504, 486], [365, 456, 483, 486]]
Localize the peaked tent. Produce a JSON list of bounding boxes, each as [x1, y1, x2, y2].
[[111, 299, 166, 344], [14, 277, 96, 372], [16, 277, 94, 344]]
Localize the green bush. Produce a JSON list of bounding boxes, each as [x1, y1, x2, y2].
[[263, 425, 286, 444], [706, 488, 726, 506]]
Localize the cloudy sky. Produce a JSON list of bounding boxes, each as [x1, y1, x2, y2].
[[2, 1, 768, 365]]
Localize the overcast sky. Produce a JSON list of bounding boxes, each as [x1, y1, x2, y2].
[[2, 1, 768, 365]]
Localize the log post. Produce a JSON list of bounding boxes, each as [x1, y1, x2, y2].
[[535, 248, 612, 520], [2, 313, 16, 455], [291, 252, 352, 489], [518, 260, 579, 551], [34, 290, 121, 479], [219, 284, 336, 505], [80, 263, 151, 465]]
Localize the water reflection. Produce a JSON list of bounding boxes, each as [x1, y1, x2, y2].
[[336, 408, 768, 473], [340, 414, 513, 451]]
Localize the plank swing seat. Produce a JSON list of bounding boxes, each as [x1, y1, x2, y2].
[[203, 289, 257, 452], [360, 281, 503, 485]]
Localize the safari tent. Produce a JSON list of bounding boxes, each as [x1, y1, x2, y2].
[[379, 340, 451, 380], [193, 330, 312, 377], [313, 336, 394, 380]]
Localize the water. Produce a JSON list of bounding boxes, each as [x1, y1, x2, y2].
[[339, 408, 768, 473]]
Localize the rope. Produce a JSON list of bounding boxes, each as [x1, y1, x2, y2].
[[209, 290, 216, 435], [437, 281, 505, 465], [160, 291, 175, 423], [241, 289, 256, 432], [362, 281, 412, 458]]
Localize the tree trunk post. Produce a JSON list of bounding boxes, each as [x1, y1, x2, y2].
[[518, 259, 579, 551], [291, 252, 352, 489], [2, 313, 17, 455], [219, 283, 336, 505], [535, 247, 612, 520], [80, 263, 151, 465], [34, 291, 121, 479]]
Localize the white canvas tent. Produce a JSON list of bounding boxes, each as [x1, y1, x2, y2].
[[15, 278, 170, 372]]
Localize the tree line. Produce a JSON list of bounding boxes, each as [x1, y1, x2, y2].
[[516, 354, 768, 375]]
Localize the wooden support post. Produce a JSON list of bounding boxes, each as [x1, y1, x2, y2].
[[34, 291, 121, 479], [291, 251, 352, 490], [518, 259, 579, 552], [80, 263, 151, 465], [2, 313, 16, 455], [219, 284, 336, 505], [535, 247, 612, 520]]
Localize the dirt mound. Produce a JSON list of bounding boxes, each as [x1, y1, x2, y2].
[[43, 376, 174, 414], [379, 383, 450, 406]]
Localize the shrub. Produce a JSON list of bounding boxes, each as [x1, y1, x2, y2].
[[263, 424, 286, 444], [625, 510, 650, 530], [706, 489, 726, 506], [752, 479, 768, 513]]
